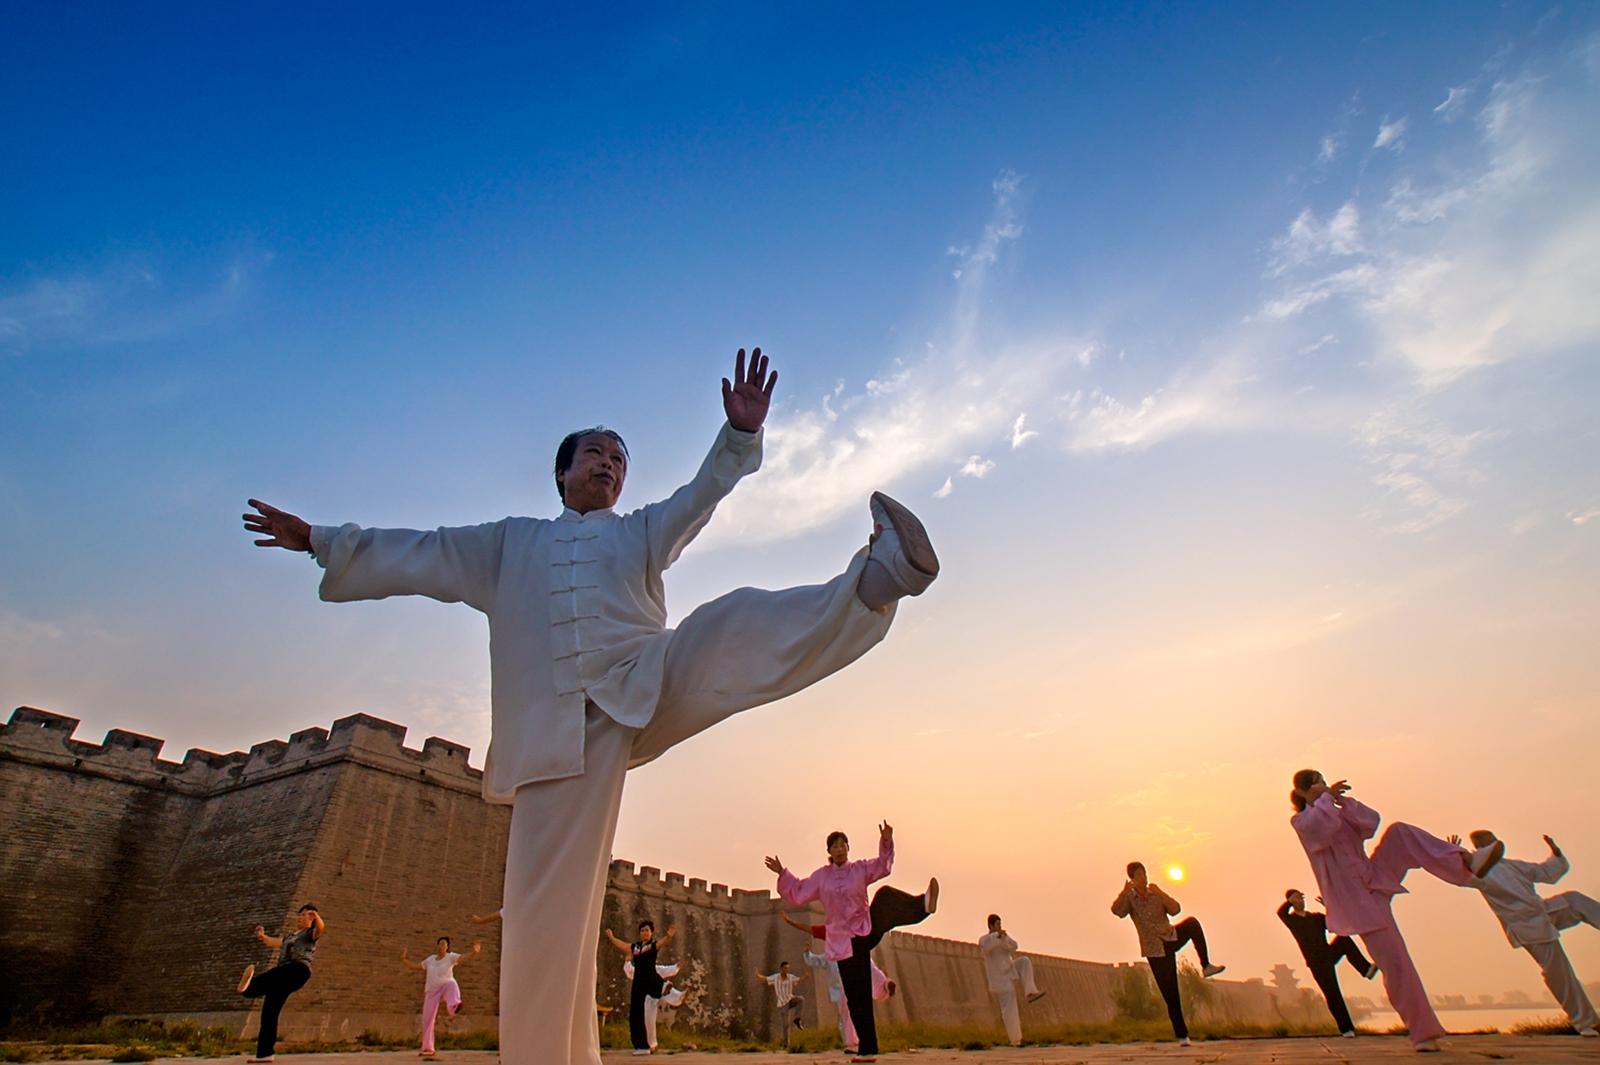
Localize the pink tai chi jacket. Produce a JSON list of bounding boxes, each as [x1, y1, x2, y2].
[[1291, 793, 1407, 936], [777, 835, 894, 961]]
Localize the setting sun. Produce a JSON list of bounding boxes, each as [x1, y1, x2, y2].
[[1167, 865, 1185, 882]]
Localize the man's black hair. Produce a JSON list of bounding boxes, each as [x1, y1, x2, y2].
[[1126, 861, 1145, 878]]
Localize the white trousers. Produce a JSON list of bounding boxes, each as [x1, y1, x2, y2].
[[1526, 891, 1600, 1032], [992, 957, 1040, 1045], [500, 551, 894, 1065]]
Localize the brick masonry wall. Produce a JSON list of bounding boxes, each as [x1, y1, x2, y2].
[[3, 706, 1324, 1044]]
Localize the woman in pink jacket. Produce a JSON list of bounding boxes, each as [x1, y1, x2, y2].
[[1289, 769, 1503, 1052], [766, 822, 936, 1062]]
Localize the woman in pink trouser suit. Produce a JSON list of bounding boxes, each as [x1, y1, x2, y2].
[[1289, 770, 1498, 1052]]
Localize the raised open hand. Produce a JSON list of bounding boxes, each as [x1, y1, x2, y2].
[[879, 820, 893, 844], [243, 499, 312, 552], [1447, 834, 1462, 846], [1329, 779, 1351, 797], [764, 855, 784, 875], [1545, 834, 1561, 856], [721, 347, 777, 433]]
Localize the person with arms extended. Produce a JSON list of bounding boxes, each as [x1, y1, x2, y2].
[[604, 920, 679, 1055], [1463, 830, 1598, 1037], [1111, 862, 1225, 1047], [242, 349, 940, 1065], [767, 822, 937, 1062], [1277, 888, 1377, 1037], [1288, 769, 1502, 1053], [235, 904, 325, 1064], [401, 937, 483, 1059]]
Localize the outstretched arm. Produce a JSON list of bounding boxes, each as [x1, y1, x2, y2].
[[780, 913, 814, 934], [770, 855, 821, 908], [254, 925, 283, 950], [863, 821, 895, 884], [603, 929, 633, 956], [642, 350, 773, 572], [469, 911, 502, 925], [658, 925, 679, 950], [244, 500, 508, 612], [400, 948, 425, 973], [454, 943, 485, 965]]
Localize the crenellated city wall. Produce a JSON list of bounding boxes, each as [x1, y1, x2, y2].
[[1, 706, 1334, 1044]]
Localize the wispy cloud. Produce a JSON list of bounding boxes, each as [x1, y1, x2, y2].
[[1374, 115, 1409, 151], [1270, 203, 1363, 275], [1009, 412, 1039, 449], [702, 172, 1063, 544], [0, 255, 267, 356], [1434, 85, 1471, 119]]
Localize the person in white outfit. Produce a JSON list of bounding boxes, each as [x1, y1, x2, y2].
[[980, 914, 1046, 1046], [242, 349, 940, 1065], [1465, 831, 1599, 1037]]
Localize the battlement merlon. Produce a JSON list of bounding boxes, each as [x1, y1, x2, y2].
[[2, 706, 484, 795]]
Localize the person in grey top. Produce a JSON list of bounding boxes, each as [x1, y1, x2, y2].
[[236, 903, 325, 1062]]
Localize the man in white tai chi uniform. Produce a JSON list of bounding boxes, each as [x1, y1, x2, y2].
[[1465, 830, 1599, 1037], [242, 349, 940, 1065], [980, 913, 1046, 1046]]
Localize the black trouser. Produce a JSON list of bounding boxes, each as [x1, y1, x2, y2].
[[629, 974, 662, 1049], [837, 885, 929, 1055], [1146, 917, 1211, 1040], [1308, 935, 1372, 1034], [242, 961, 311, 1058]]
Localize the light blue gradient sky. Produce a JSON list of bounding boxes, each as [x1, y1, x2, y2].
[[4, 4, 1598, 999]]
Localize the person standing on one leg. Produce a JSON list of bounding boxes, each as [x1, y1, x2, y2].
[[785, 913, 892, 1053], [754, 961, 809, 1045], [1278, 889, 1377, 1037], [402, 938, 482, 1059], [235, 904, 325, 1064], [605, 921, 678, 1055], [243, 350, 941, 1065], [767, 822, 937, 1062], [1289, 769, 1503, 1053], [1462, 830, 1599, 1037], [1111, 862, 1225, 1047], [979, 914, 1046, 1047], [622, 957, 687, 1053]]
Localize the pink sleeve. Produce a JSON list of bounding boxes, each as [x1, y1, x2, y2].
[[862, 835, 895, 883], [1292, 794, 1343, 851], [778, 867, 821, 906], [1337, 796, 1381, 840]]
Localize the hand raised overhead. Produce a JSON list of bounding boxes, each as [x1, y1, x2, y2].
[[722, 347, 777, 433], [764, 855, 784, 875], [243, 499, 312, 552]]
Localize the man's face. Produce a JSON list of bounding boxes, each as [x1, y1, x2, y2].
[[1130, 866, 1148, 888], [1287, 891, 1305, 910], [296, 911, 314, 930], [780, 963, 790, 976], [988, 917, 1002, 934], [638, 925, 653, 942], [560, 433, 628, 513]]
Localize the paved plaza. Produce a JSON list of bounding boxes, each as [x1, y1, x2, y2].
[[33, 1037, 1600, 1065]]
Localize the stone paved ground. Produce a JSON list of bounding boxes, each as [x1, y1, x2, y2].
[[39, 1038, 1600, 1064]]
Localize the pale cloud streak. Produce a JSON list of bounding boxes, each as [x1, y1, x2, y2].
[[1374, 115, 1409, 151], [0, 256, 266, 356]]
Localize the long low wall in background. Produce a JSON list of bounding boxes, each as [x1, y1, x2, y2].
[[3, 705, 1341, 1044]]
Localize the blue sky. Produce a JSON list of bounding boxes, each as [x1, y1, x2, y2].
[[4, 4, 1599, 996]]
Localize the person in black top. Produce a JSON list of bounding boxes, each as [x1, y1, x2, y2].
[[236, 903, 326, 1063], [1278, 888, 1377, 1037], [605, 919, 679, 1054]]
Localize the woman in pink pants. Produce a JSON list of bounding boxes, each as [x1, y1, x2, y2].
[[401, 938, 483, 1058], [1290, 770, 1503, 1052]]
